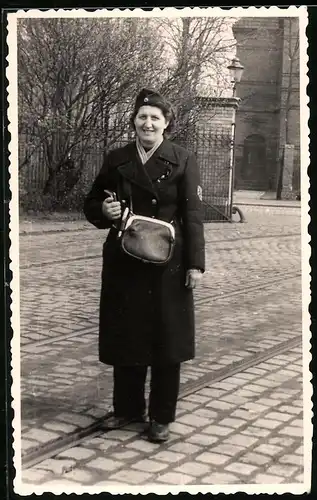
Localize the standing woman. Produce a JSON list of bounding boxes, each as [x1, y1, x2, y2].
[[84, 89, 205, 442]]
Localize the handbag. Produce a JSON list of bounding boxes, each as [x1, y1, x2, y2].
[[117, 181, 175, 265]]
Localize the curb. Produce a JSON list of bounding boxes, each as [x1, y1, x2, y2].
[[18, 203, 301, 236], [19, 226, 92, 237], [235, 202, 300, 209]]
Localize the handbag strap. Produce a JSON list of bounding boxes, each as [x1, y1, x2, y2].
[[122, 177, 133, 213], [116, 177, 133, 212]]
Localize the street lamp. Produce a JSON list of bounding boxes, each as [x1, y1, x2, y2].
[[227, 57, 245, 222], [227, 58, 244, 97]]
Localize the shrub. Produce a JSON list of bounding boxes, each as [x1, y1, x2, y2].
[[59, 188, 86, 212], [19, 189, 56, 214]]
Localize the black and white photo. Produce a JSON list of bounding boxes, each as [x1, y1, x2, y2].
[[6, 6, 311, 495]]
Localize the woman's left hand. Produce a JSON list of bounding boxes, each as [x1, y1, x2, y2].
[[185, 269, 203, 289]]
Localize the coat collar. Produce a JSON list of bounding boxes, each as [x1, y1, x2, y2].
[[116, 139, 179, 198], [156, 139, 179, 165]]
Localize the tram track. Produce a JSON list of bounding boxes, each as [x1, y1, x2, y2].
[[19, 226, 302, 469], [195, 271, 301, 305], [22, 334, 302, 470], [21, 270, 301, 354], [20, 231, 300, 270]]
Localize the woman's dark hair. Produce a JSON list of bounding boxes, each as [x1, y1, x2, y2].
[[130, 88, 176, 135]]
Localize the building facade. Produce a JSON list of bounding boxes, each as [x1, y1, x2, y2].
[[233, 17, 300, 193]]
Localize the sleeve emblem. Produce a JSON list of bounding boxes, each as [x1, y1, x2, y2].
[[197, 185, 203, 201]]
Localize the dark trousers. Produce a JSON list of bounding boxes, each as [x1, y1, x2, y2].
[[113, 364, 181, 425]]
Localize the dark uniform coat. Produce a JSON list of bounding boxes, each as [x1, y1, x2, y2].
[[83, 139, 205, 367]]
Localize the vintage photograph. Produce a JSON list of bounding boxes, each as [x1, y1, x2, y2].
[[7, 6, 311, 495]]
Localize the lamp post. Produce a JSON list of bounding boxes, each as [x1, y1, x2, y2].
[[227, 57, 244, 97], [227, 58, 244, 221]]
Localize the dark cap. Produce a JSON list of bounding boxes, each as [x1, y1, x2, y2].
[[134, 88, 169, 114]]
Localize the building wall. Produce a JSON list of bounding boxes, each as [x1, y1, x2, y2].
[[278, 18, 300, 192], [278, 18, 300, 148], [233, 17, 300, 192], [196, 101, 236, 132]]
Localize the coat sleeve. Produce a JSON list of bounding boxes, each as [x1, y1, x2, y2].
[[179, 152, 205, 272], [83, 154, 116, 229]]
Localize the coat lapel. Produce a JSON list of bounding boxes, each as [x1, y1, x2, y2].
[[117, 143, 154, 196], [145, 139, 179, 185], [117, 139, 179, 199]]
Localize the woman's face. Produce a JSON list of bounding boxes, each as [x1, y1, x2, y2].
[[134, 105, 169, 147]]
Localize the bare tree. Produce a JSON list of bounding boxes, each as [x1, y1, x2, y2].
[[18, 16, 236, 206], [18, 17, 165, 201], [155, 17, 236, 134]]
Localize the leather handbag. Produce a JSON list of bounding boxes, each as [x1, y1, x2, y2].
[[117, 182, 175, 265]]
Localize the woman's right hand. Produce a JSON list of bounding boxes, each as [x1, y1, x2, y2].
[[102, 196, 122, 220]]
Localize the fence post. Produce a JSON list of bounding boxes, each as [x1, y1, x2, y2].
[[228, 107, 236, 219]]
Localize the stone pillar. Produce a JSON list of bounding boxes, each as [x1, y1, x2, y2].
[[281, 144, 296, 199]]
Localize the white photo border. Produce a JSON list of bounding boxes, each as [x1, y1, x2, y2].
[[6, 5, 311, 496]]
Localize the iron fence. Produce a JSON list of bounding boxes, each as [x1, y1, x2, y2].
[[19, 127, 235, 221], [174, 128, 233, 221], [18, 130, 129, 194]]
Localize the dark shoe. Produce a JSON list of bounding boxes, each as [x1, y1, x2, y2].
[[103, 414, 147, 430], [148, 420, 170, 442]]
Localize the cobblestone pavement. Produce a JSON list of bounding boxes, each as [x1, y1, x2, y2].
[[21, 345, 306, 491], [15, 205, 310, 490], [19, 207, 301, 348]]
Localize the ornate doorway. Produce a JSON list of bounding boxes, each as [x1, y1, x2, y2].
[[240, 134, 268, 190]]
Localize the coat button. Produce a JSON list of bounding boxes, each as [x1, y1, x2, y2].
[[152, 198, 157, 205]]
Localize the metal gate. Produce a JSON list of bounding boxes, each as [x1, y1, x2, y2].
[[175, 128, 234, 222]]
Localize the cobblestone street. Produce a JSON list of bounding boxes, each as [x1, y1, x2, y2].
[[22, 346, 304, 491], [15, 203, 311, 493]]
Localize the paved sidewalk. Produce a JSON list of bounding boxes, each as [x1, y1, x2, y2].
[[20, 343, 306, 491], [18, 196, 301, 236], [233, 190, 301, 208], [19, 217, 90, 235], [233, 199, 300, 208]]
